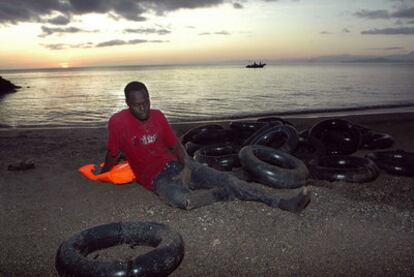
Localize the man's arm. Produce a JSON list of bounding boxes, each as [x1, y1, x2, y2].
[[169, 142, 187, 167], [100, 151, 119, 174], [169, 142, 191, 185]]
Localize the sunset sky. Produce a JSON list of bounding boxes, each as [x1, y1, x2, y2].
[[0, 0, 413, 69]]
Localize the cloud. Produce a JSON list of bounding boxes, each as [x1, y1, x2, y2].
[[395, 19, 404, 25], [42, 38, 168, 50], [0, 1, 68, 24], [0, 0, 229, 25], [145, 39, 168, 43], [41, 43, 69, 50], [96, 38, 168, 47], [392, 7, 414, 18], [140, 0, 226, 15], [233, 3, 244, 9], [354, 9, 390, 19], [0, 0, 306, 25], [96, 39, 127, 47], [366, 47, 404, 50], [47, 14, 71, 25], [41, 42, 94, 50], [39, 25, 94, 37], [215, 31, 230, 35], [124, 28, 171, 35], [199, 31, 231, 35], [355, 6, 414, 20], [361, 27, 414, 34], [1, 0, 296, 25]]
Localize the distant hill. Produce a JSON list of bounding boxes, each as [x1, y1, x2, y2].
[[307, 51, 414, 63]]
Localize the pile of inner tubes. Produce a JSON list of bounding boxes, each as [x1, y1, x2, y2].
[[182, 117, 310, 188], [181, 116, 411, 185], [366, 150, 414, 177], [55, 221, 184, 277]]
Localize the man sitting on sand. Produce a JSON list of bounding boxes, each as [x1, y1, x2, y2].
[[101, 81, 310, 211]]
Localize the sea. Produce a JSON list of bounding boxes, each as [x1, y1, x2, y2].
[[0, 63, 414, 128]]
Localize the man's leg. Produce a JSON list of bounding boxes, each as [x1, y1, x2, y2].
[[153, 161, 231, 210], [155, 180, 230, 210], [188, 160, 311, 212]]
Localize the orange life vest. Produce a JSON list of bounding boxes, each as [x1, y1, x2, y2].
[[79, 161, 136, 185]]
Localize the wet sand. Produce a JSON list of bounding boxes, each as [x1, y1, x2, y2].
[[1, 112, 414, 276]]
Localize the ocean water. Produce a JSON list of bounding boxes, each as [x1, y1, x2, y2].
[[0, 63, 414, 128]]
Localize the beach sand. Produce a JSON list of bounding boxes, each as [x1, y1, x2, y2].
[[1, 112, 414, 276]]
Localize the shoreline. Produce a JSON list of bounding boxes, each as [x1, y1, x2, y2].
[[1, 107, 414, 132], [1, 111, 414, 276]]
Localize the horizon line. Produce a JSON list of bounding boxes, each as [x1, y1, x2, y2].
[[1, 51, 413, 72]]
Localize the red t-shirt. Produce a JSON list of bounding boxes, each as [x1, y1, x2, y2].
[[107, 109, 178, 190]]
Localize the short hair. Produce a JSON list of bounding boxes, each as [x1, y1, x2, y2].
[[124, 81, 149, 99]]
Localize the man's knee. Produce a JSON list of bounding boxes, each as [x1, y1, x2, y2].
[[191, 163, 231, 186]]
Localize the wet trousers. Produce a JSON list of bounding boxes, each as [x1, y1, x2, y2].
[[153, 160, 282, 210]]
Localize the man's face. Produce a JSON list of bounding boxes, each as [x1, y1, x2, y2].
[[126, 90, 150, 121]]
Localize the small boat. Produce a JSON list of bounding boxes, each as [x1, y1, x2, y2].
[[246, 61, 266, 68]]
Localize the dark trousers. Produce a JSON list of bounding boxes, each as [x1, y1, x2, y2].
[[153, 160, 282, 210]]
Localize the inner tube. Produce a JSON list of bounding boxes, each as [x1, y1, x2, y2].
[[228, 121, 268, 144], [299, 128, 309, 138], [244, 124, 299, 153], [193, 143, 241, 171], [239, 145, 309, 189], [292, 136, 326, 164], [366, 150, 414, 177], [190, 128, 233, 144], [185, 141, 206, 157], [360, 131, 394, 150], [181, 124, 224, 144], [55, 221, 184, 277], [229, 120, 268, 133], [243, 123, 279, 145], [257, 117, 295, 127], [309, 119, 361, 155], [309, 155, 379, 183]]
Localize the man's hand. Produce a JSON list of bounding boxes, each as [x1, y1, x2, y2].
[[173, 166, 192, 186], [100, 151, 119, 174]]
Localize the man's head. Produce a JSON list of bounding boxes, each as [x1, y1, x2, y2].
[[124, 81, 150, 121]]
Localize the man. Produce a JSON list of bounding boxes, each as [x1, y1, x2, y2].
[[101, 81, 310, 211]]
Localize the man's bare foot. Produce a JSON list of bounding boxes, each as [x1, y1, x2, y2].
[[278, 187, 311, 212]]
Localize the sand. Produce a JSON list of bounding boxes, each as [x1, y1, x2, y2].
[[1, 112, 414, 276]]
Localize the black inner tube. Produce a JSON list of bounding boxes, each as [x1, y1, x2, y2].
[[194, 144, 241, 171], [360, 132, 394, 149], [239, 145, 308, 189], [244, 124, 299, 153], [229, 120, 268, 133], [309, 155, 379, 183], [309, 119, 361, 155], [366, 150, 414, 177], [55, 221, 184, 277], [181, 124, 224, 144], [292, 136, 326, 163], [252, 147, 296, 169]]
